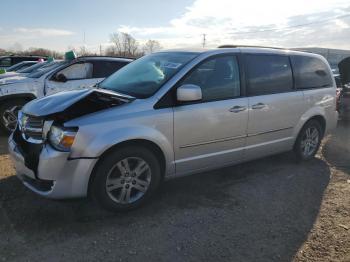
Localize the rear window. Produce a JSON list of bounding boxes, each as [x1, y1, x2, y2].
[[291, 55, 333, 89], [92, 61, 129, 78], [246, 54, 293, 96]]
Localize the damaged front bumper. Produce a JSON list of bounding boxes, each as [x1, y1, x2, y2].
[[8, 132, 98, 199]]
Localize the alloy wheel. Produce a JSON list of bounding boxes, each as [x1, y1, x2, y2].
[[300, 127, 319, 157], [105, 157, 151, 204]]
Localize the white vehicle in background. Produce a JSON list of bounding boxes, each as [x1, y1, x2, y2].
[[0, 55, 132, 133], [1, 61, 38, 73], [0, 59, 51, 80]]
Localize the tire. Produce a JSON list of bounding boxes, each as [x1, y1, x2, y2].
[[0, 99, 26, 134], [294, 120, 324, 161], [90, 146, 162, 212]]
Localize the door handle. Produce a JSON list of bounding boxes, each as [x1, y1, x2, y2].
[[229, 105, 246, 113], [251, 103, 266, 110]]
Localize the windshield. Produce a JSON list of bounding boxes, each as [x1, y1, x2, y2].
[[99, 52, 199, 98], [6, 62, 32, 72], [28, 61, 66, 78], [17, 61, 48, 73]]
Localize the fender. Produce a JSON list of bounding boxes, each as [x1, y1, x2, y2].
[[292, 106, 327, 140], [70, 125, 175, 177]]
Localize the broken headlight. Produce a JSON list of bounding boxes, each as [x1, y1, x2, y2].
[[49, 126, 77, 152]]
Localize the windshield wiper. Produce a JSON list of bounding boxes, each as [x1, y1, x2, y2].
[[95, 88, 136, 101]]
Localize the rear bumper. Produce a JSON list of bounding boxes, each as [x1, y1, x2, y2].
[[8, 134, 98, 199], [326, 110, 339, 134]]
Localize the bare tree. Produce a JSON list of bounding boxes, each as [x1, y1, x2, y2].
[[143, 40, 162, 54], [110, 32, 140, 57]]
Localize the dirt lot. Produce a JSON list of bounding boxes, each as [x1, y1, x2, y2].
[[0, 123, 349, 262]]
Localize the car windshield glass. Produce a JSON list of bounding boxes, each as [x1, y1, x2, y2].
[[6, 62, 31, 72], [18, 61, 47, 73], [99, 52, 199, 98], [28, 61, 66, 78]]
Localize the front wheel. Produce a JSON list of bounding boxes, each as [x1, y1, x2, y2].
[[0, 99, 26, 134], [90, 146, 162, 212], [294, 120, 323, 161]]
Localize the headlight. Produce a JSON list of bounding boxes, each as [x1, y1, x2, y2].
[[49, 126, 77, 152]]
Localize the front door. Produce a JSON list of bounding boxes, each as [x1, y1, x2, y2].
[[45, 62, 102, 95], [173, 54, 248, 175]]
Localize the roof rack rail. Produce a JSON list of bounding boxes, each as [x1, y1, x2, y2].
[[218, 45, 288, 50], [77, 55, 135, 60]]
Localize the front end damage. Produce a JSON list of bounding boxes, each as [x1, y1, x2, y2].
[[8, 88, 133, 198]]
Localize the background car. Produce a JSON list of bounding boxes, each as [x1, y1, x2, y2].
[[2, 61, 38, 73], [0, 56, 133, 133], [0, 55, 46, 69], [0, 59, 55, 80]]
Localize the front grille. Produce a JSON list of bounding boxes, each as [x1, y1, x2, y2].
[[18, 112, 44, 143]]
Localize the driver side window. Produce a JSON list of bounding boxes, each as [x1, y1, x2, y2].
[[56, 62, 93, 81], [181, 55, 240, 102]]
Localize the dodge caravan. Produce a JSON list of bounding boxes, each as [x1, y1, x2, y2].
[[8, 47, 338, 211]]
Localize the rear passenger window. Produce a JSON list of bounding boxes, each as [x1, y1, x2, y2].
[[181, 55, 240, 102], [291, 56, 333, 89], [92, 61, 128, 78], [246, 55, 293, 96]]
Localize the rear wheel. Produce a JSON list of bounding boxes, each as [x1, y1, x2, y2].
[[294, 120, 323, 161], [91, 146, 162, 211], [0, 99, 26, 134]]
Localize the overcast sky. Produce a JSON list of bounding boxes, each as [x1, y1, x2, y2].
[[1, 0, 350, 52]]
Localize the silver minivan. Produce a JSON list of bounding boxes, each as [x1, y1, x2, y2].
[[8, 47, 338, 211]]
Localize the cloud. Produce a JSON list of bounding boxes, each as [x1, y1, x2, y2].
[[115, 0, 350, 49], [14, 27, 74, 37]]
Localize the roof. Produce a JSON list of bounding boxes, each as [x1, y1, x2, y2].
[[160, 46, 323, 59], [0, 55, 46, 58], [76, 56, 134, 62]]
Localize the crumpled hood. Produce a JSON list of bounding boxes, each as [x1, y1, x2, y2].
[[0, 75, 29, 85], [23, 89, 93, 117], [22, 88, 134, 121]]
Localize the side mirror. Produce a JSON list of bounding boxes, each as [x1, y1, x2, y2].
[[55, 73, 67, 82], [177, 84, 202, 102]]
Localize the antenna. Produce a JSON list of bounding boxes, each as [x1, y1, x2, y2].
[[202, 34, 206, 48]]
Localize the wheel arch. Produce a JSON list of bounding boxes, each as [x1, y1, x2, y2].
[[293, 114, 327, 148], [87, 138, 167, 196]]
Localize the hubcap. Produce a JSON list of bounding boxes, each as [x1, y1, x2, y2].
[[105, 157, 151, 204], [301, 127, 319, 157], [2, 105, 21, 132]]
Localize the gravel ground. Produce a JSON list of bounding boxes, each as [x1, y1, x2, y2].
[[0, 122, 349, 262]]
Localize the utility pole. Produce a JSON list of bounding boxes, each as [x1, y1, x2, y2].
[[202, 34, 206, 48]]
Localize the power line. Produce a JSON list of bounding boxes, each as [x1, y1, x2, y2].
[[229, 13, 350, 35]]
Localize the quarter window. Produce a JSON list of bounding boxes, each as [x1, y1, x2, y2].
[[291, 55, 333, 89], [181, 55, 240, 102], [246, 55, 293, 96]]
